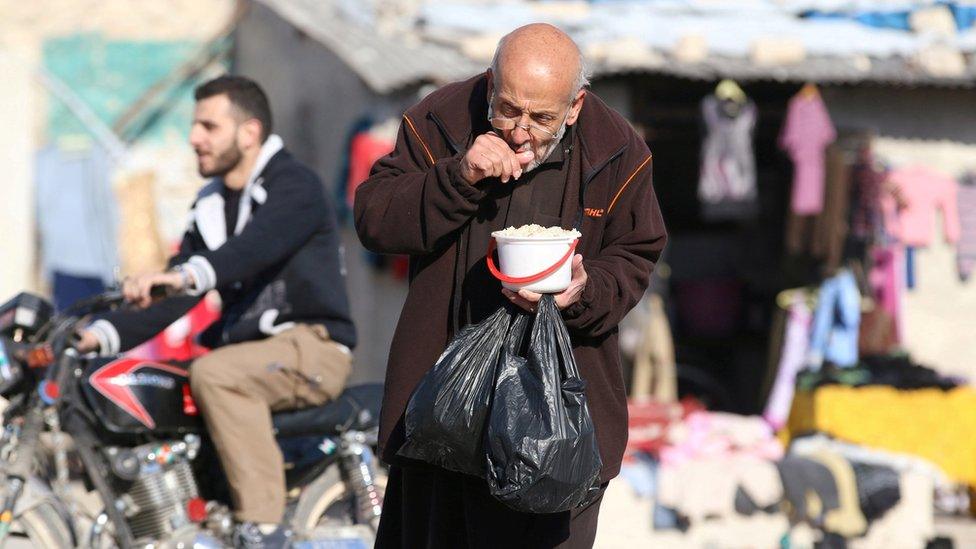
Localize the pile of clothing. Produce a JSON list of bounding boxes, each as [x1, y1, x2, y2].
[[785, 374, 976, 489], [619, 409, 953, 547]]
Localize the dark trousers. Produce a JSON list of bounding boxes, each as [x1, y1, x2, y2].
[[375, 465, 605, 549]]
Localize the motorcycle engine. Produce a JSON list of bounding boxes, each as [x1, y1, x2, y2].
[[106, 435, 208, 543]]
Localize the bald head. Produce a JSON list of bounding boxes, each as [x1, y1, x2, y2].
[[486, 24, 588, 172], [491, 24, 589, 103]]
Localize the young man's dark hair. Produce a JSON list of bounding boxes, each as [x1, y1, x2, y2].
[[194, 75, 273, 142]]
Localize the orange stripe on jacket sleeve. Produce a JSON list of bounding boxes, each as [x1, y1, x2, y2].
[[403, 114, 436, 167], [608, 155, 652, 214]]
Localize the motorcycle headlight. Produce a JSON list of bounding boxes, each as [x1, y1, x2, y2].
[[0, 339, 25, 395]]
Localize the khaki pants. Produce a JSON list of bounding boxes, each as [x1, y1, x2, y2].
[[189, 324, 352, 523]]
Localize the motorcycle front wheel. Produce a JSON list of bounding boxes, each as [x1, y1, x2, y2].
[[4, 501, 74, 548], [291, 464, 388, 536]]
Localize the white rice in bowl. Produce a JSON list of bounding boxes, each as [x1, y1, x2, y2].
[[493, 224, 581, 238]]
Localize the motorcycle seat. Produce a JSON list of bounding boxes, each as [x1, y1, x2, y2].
[[271, 382, 383, 438]]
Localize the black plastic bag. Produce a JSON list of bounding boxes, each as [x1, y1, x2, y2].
[[486, 294, 603, 513], [397, 305, 516, 477]]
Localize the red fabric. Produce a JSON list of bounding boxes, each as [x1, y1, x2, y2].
[[346, 132, 394, 208], [626, 397, 705, 456]]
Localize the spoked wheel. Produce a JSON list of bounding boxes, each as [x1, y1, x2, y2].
[[3, 502, 74, 549], [291, 464, 388, 544]]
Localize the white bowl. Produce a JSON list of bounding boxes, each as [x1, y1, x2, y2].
[[490, 232, 579, 293]]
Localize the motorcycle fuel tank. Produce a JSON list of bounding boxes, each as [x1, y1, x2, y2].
[[81, 357, 204, 435]]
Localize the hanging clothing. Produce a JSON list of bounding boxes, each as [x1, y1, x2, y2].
[[905, 246, 917, 290], [849, 149, 888, 242], [763, 295, 813, 431], [784, 145, 851, 274], [883, 165, 960, 248], [52, 272, 105, 312], [868, 245, 905, 344], [816, 145, 853, 273], [630, 294, 677, 403], [35, 143, 118, 284], [955, 176, 976, 281], [779, 93, 837, 215], [698, 94, 758, 220], [858, 306, 898, 357], [808, 269, 861, 369], [345, 130, 395, 210]]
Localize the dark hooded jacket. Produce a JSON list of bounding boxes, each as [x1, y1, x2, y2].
[[91, 142, 356, 355], [355, 73, 667, 482]]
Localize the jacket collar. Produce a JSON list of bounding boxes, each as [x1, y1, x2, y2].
[[194, 135, 286, 249], [231, 134, 284, 234], [427, 72, 629, 178]]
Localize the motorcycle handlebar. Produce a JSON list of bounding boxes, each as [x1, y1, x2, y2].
[[61, 290, 127, 317]]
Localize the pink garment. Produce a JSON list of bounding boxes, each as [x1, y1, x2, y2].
[[884, 166, 961, 247], [779, 94, 837, 215], [763, 296, 812, 431], [660, 411, 784, 467], [957, 182, 976, 280], [869, 245, 905, 344]]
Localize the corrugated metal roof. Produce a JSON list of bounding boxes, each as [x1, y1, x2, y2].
[[254, 0, 480, 93], [592, 54, 976, 87], [255, 0, 976, 91]]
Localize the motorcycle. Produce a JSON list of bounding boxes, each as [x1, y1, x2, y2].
[[0, 290, 386, 548]]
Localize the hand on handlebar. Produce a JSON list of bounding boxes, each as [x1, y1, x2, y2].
[[122, 271, 188, 309], [74, 329, 101, 354]]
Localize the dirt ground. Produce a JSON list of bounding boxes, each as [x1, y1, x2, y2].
[[595, 478, 976, 548]]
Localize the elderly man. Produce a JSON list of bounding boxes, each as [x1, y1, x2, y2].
[[355, 24, 667, 547]]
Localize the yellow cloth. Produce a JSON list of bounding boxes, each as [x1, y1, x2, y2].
[[784, 385, 976, 488]]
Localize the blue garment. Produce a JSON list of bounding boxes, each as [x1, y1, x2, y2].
[[619, 454, 658, 500], [808, 269, 861, 369], [52, 272, 105, 312], [905, 246, 916, 290], [35, 143, 118, 283]]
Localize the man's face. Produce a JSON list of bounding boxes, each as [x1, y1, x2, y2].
[[189, 94, 244, 178], [488, 65, 583, 172]]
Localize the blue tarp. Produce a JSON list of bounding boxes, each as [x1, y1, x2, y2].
[[804, 2, 976, 31]]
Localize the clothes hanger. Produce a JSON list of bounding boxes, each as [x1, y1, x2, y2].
[[798, 82, 820, 100], [775, 287, 818, 310], [715, 79, 747, 104]]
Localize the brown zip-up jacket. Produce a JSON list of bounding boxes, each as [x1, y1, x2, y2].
[[354, 73, 667, 482]]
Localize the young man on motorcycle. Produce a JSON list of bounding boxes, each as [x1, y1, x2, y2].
[[76, 75, 357, 548]]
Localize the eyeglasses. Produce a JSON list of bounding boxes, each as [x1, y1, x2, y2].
[[488, 95, 569, 141], [489, 115, 560, 141]]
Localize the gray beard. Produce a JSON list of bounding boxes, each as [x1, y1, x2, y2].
[[487, 101, 567, 174], [523, 121, 568, 173]]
